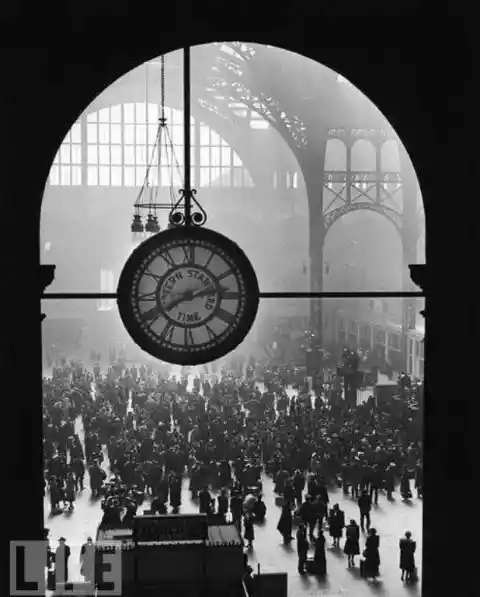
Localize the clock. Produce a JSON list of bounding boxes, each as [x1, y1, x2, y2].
[[117, 226, 260, 366]]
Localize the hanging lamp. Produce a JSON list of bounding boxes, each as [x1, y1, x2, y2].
[[130, 55, 183, 239]]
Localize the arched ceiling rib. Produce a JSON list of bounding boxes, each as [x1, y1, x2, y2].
[[138, 44, 398, 171]]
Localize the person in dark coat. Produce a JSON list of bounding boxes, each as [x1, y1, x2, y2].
[[399, 530, 417, 582], [283, 479, 296, 507], [296, 523, 309, 574], [230, 491, 243, 528], [55, 537, 71, 584], [344, 519, 361, 567], [312, 494, 327, 531], [292, 470, 305, 505], [369, 464, 381, 505], [414, 462, 423, 499], [358, 490, 372, 532], [384, 464, 395, 500], [311, 529, 327, 576], [169, 474, 182, 512], [317, 479, 329, 510], [252, 494, 266, 521], [277, 504, 293, 543], [217, 488, 229, 522], [71, 457, 85, 491], [243, 513, 255, 549], [328, 503, 345, 547], [199, 486, 213, 514], [64, 473, 76, 511], [363, 528, 380, 580], [400, 467, 412, 500], [299, 495, 317, 539], [307, 474, 319, 500], [80, 537, 95, 584]]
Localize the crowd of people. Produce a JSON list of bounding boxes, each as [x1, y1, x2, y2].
[[43, 351, 422, 588]]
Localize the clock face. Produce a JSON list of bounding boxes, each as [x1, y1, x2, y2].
[[117, 227, 260, 365]]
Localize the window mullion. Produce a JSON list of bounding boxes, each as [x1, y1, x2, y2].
[[121, 104, 124, 186], [80, 113, 87, 185]]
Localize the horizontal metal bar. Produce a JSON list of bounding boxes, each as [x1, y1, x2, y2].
[[261, 292, 424, 298], [41, 291, 425, 300]]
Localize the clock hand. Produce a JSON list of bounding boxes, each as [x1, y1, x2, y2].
[[164, 290, 194, 312], [191, 285, 233, 300], [163, 284, 228, 312], [191, 285, 216, 299]]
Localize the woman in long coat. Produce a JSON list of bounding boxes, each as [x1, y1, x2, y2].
[[400, 467, 412, 499], [243, 513, 255, 549], [344, 519, 360, 567], [399, 531, 417, 582], [277, 504, 293, 543], [328, 504, 345, 547], [64, 473, 76, 511], [363, 528, 380, 580], [311, 529, 327, 576]]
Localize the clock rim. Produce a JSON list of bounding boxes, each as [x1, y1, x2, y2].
[[117, 226, 260, 366]]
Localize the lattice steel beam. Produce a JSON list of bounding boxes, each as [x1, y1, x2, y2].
[[323, 202, 403, 234]]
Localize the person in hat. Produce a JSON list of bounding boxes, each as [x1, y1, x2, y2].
[[358, 489, 372, 532], [363, 528, 380, 580], [230, 489, 243, 529], [344, 519, 361, 567], [252, 493, 266, 522], [80, 536, 95, 584], [277, 503, 294, 544], [311, 529, 327, 576], [296, 523, 309, 574], [243, 512, 255, 549], [328, 503, 345, 547], [292, 469, 305, 505], [55, 537, 71, 584], [217, 488, 229, 523], [399, 530, 417, 582], [298, 494, 317, 539]]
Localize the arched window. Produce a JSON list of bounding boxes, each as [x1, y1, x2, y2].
[[325, 139, 347, 171], [48, 103, 253, 189], [49, 122, 82, 185]]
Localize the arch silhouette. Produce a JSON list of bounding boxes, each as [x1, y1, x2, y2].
[[34, 43, 426, 223]]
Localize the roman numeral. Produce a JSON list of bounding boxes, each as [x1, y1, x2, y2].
[[143, 306, 160, 321], [160, 250, 176, 268], [217, 268, 234, 282], [181, 244, 195, 264], [138, 291, 157, 301], [185, 328, 195, 346], [216, 308, 235, 325], [144, 269, 162, 282], [221, 290, 240, 300], [159, 321, 175, 343], [205, 324, 217, 341], [204, 251, 214, 269]]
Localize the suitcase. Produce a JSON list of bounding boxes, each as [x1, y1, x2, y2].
[[360, 558, 366, 578]]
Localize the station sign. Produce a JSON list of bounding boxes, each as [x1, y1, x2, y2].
[[133, 514, 208, 543]]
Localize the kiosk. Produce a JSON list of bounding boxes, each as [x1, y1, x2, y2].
[[95, 514, 254, 597]]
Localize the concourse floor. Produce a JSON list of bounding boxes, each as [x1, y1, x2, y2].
[[44, 435, 421, 597]]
